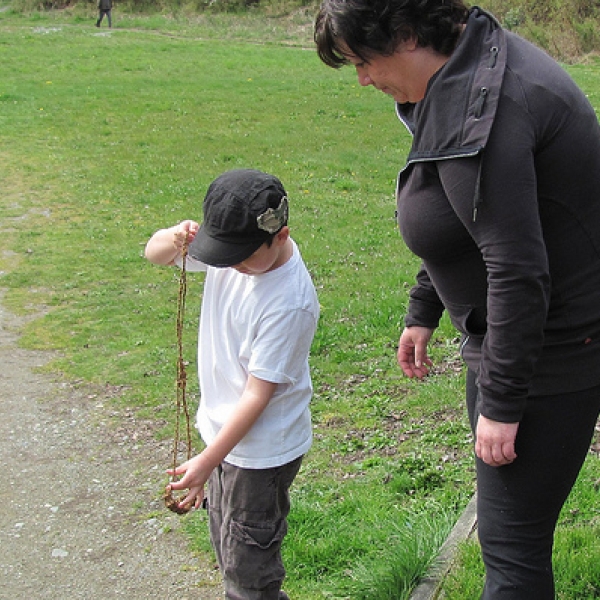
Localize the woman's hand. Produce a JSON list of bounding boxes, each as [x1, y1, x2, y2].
[[397, 326, 434, 379], [475, 415, 519, 467]]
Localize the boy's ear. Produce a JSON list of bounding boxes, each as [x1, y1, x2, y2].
[[276, 225, 290, 243]]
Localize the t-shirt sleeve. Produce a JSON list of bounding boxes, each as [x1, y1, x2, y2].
[[173, 254, 208, 273], [248, 308, 317, 384]]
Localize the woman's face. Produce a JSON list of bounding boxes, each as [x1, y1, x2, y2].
[[343, 40, 449, 104]]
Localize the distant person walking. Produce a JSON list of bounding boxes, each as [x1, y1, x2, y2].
[[96, 0, 112, 28]]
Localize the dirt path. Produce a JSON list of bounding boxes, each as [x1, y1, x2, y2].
[[0, 293, 223, 599]]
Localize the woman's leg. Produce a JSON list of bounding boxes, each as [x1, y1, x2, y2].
[[467, 371, 600, 599]]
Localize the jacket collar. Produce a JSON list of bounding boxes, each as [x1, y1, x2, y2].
[[396, 7, 507, 163]]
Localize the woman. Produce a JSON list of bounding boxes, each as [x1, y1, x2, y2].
[[315, 1, 600, 598]]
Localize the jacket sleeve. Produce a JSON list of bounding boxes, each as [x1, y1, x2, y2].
[[405, 264, 445, 329], [437, 100, 551, 423]]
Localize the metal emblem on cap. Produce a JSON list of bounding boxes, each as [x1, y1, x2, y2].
[[256, 196, 288, 234]]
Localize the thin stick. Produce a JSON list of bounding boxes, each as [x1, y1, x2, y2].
[[172, 240, 192, 475], [165, 239, 193, 514]]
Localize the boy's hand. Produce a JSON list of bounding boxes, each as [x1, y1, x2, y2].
[[174, 220, 200, 253], [145, 220, 200, 265], [166, 453, 210, 511]]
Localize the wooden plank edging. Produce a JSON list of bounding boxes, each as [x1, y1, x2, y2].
[[409, 493, 478, 600]]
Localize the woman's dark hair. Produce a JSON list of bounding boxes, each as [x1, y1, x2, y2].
[[314, 0, 470, 68]]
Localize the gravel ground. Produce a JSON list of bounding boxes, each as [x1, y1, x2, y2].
[[0, 294, 223, 600]]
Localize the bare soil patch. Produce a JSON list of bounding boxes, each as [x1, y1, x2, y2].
[[0, 294, 222, 599]]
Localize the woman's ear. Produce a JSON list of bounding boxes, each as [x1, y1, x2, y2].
[[399, 36, 418, 52]]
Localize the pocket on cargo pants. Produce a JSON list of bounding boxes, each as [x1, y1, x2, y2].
[[224, 517, 287, 590]]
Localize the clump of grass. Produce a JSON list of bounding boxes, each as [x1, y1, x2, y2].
[[285, 483, 466, 599]]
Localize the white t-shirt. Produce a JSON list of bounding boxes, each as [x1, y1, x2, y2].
[[179, 240, 319, 469]]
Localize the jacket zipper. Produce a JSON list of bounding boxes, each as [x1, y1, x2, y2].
[[473, 87, 489, 119], [488, 46, 499, 68]]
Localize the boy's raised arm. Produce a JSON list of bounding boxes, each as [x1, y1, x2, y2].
[[145, 220, 199, 265]]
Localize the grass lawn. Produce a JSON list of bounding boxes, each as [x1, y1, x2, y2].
[[1, 5, 599, 599]]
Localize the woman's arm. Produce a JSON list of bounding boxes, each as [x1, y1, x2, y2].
[[437, 112, 550, 424]]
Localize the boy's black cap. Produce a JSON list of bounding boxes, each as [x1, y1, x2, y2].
[[188, 169, 289, 268]]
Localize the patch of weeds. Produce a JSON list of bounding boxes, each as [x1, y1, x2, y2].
[[382, 453, 446, 496]]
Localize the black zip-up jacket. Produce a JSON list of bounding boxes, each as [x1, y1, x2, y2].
[[396, 7, 600, 423]]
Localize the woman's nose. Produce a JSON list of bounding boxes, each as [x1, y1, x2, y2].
[[356, 67, 372, 87]]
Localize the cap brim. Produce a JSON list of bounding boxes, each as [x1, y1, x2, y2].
[[187, 226, 265, 268]]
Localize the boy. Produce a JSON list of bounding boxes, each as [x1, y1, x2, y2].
[[144, 169, 319, 600]]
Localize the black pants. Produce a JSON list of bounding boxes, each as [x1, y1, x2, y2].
[[97, 9, 111, 27], [466, 369, 600, 599]]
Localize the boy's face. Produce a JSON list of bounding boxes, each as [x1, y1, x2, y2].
[[231, 227, 289, 275]]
